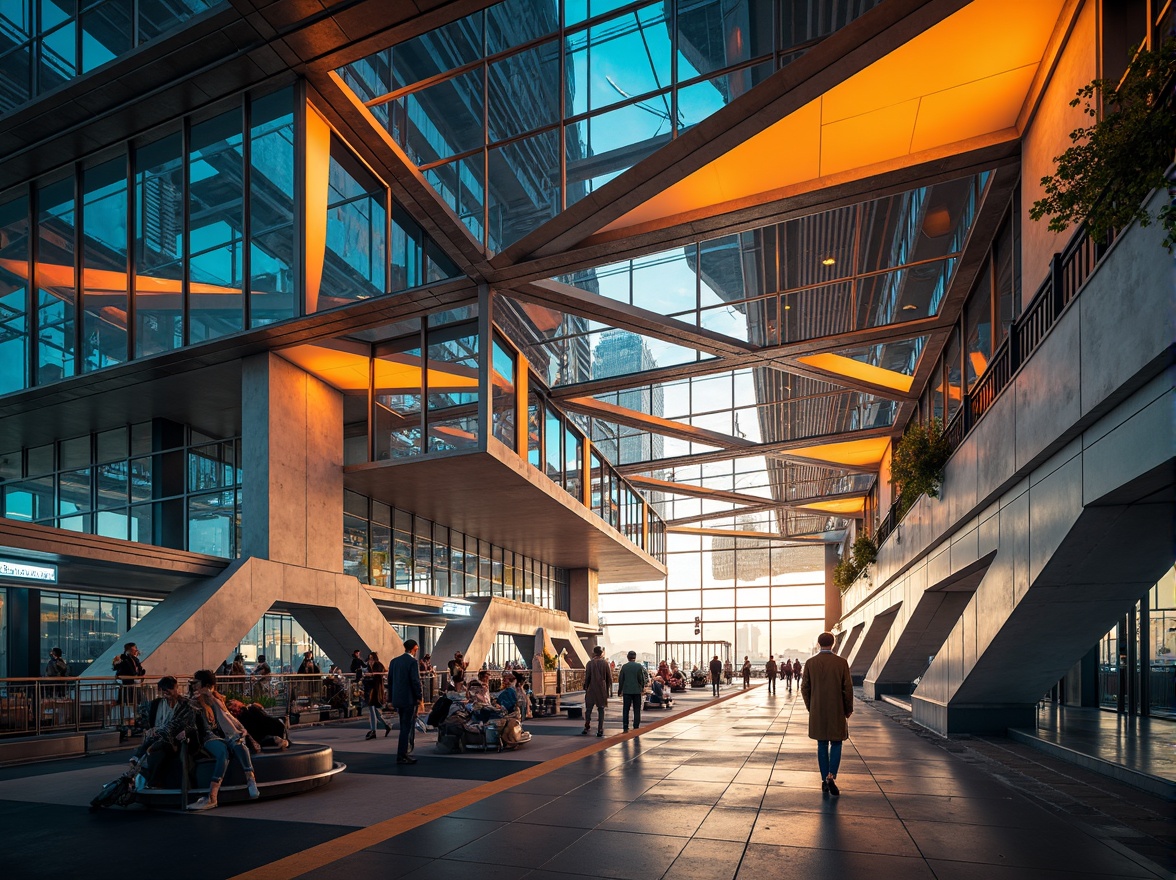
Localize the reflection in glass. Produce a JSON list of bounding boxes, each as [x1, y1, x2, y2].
[[0, 196, 29, 394], [488, 131, 560, 249], [81, 158, 129, 371], [189, 109, 245, 342], [491, 335, 516, 449], [426, 323, 480, 453], [134, 133, 184, 356], [375, 343, 424, 460], [36, 177, 76, 383], [250, 88, 296, 327]]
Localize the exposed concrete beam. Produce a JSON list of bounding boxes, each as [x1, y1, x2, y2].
[[666, 526, 837, 544]]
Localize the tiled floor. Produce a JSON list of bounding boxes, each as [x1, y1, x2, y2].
[[1022, 703, 1176, 782], [3, 686, 1172, 880]]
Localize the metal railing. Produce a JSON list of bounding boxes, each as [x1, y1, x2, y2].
[[873, 222, 1112, 551]]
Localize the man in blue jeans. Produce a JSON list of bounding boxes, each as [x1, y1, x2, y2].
[[388, 639, 422, 765], [617, 651, 648, 732], [800, 632, 853, 796]]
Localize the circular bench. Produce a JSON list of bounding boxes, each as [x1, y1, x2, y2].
[[135, 742, 344, 808]]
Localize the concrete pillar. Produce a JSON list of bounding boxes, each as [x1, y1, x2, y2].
[[241, 353, 343, 571], [568, 567, 598, 625], [824, 544, 841, 631]]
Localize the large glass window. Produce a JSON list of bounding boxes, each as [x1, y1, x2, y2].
[[36, 176, 76, 383], [81, 157, 129, 371], [249, 88, 296, 327], [426, 322, 480, 453], [0, 195, 30, 394], [134, 132, 184, 357], [964, 264, 993, 392], [491, 335, 516, 449], [188, 109, 245, 342]]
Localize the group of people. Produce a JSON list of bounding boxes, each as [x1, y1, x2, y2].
[[763, 655, 803, 695], [126, 668, 291, 811]]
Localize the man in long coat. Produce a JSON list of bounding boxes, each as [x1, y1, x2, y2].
[[581, 646, 611, 737], [800, 632, 853, 796], [388, 639, 422, 765]]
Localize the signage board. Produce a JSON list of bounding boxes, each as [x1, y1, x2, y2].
[[0, 559, 58, 583], [441, 601, 472, 617]]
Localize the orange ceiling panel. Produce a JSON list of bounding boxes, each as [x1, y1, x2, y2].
[[786, 436, 891, 468], [799, 496, 866, 515], [797, 353, 913, 393], [601, 0, 1065, 236], [279, 344, 480, 394]]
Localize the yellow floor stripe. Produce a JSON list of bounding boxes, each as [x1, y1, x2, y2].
[[230, 687, 755, 880]]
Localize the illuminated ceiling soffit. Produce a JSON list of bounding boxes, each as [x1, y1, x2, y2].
[[279, 344, 478, 394], [795, 352, 914, 394], [599, 0, 1064, 236], [784, 436, 891, 469], [797, 496, 866, 515]]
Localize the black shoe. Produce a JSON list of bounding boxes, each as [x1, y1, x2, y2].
[[397, 756, 417, 764], [384, 727, 391, 737], [826, 777, 839, 796], [596, 731, 604, 737], [821, 779, 829, 793], [581, 728, 589, 735], [622, 728, 628, 733], [364, 731, 376, 740]]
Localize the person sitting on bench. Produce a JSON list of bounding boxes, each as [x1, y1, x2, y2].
[[649, 676, 673, 708]]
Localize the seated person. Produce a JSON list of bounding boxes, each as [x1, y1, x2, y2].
[[466, 671, 503, 723], [129, 675, 184, 786], [494, 678, 521, 717], [227, 699, 289, 749], [649, 677, 673, 707]]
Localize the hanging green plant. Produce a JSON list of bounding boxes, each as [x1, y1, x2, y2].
[[833, 557, 859, 592], [1029, 40, 1176, 250], [850, 533, 877, 571], [890, 418, 952, 514]]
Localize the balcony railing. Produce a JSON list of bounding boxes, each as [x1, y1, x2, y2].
[[873, 223, 1112, 550]]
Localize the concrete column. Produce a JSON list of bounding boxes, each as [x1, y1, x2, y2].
[[824, 544, 841, 631], [568, 567, 598, 626], [241, 353, 343, 571]]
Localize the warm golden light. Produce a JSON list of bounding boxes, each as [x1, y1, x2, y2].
[[821, 257, 836, 266], [787, 436, 891, 467], [601, 0, 1065, 235], [799, 497, 866, 515], [798, 353, 913, 393], [279, 344, 480, 394]]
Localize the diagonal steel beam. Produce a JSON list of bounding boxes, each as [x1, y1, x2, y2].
[[488, 0, 971, 267], [504, 279, 756, 358], [562, 397, 757, 450], [614, 425, 894, 476], [666, 526, 840, 544]]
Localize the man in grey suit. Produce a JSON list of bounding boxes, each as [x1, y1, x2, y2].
[[581, 645, 611, 737], [388, 639, 422, 765]]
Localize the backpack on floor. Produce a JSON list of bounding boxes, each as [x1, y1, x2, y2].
[[89, 772, 136, 810], [426, 695, 452, 728]]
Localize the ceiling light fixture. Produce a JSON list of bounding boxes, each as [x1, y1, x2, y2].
[[901, 304, 917, 310], [821, 257, 836, 266]]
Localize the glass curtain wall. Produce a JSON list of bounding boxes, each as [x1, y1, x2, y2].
[[0, 0, 225, 115], [38, 589, 157, 674], [337, 0, 884, 251], [1098, 567, 1176, 720], [343, 490, 570, 612], [0, 86, 457, 398], [0, 422, 242, 557], [599, 534, 824, 664]]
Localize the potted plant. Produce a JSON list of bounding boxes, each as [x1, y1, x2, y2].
[[890, 418, 952, 515], [1030, 40, 1175, 250]]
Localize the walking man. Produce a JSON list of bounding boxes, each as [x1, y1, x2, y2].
[[708, 654, 722, 696], [800, 632, 853, 796], [617, 651, 648, 732], [582, 646, 611, 736], [389, 639, 422, 765], [741, 656, 752, 688], [764, 655, 778, 695], [783, 658, 793, 691]]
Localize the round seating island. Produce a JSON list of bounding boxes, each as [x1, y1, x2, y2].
[[135, 742, 344, 808]]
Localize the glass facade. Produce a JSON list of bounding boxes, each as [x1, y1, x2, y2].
[[343, 490, 571, 613], [337, 0, 883, 251], [0, 86, 457, 398], [0, 422, 242, 557], [0, 0, 224, 116], [37, 588, 157, 674], [600, 535, 825, 666], [1098, 570, 1176, 720]]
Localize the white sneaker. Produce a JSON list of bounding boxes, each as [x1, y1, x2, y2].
[[247, 778, 259, 799], [187, 797, 217, 812]]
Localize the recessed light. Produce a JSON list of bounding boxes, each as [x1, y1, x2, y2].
[[821, 257, 836, 266], [901, 304, 917, 311], [783, 305, 791, 311]]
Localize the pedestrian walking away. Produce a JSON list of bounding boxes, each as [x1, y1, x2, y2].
[[764, 655, 777, 695], [708, 654, 722, 696], [582, 646, 611, 736], [617, 651, 649, 732], [782, 658, 793, 692], [389, 640, 422, 764], [740, 656, 751, 689], [800, 632, 853, 796]]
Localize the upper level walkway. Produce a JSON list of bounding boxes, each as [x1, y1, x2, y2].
[[2, 684, 1170, 880]]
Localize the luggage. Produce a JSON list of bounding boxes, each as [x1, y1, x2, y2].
[[89, 771, 136, 810]]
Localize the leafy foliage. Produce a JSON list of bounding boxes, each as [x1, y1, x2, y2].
[[890, 418, 952, 513], [834, 533, 878, 593], [542, 649, 558, 672], [1029, 40, 1176, 250]]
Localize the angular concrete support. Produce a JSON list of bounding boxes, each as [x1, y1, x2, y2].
[[432, 597, 592, 672], [864, 555, 991, 698], [848, 605, 899, 685], [568, 568, 599, 629], [82, 557, 402, 675], [825, 543, 842, 630], [837, 622, 864, 658]]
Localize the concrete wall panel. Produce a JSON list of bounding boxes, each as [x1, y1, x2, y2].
[[1027, 453, 1083, 586], [1015, 313, 1081, 470], [1082, 381, 1174, 505], [974, 385, 1017, 499]]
